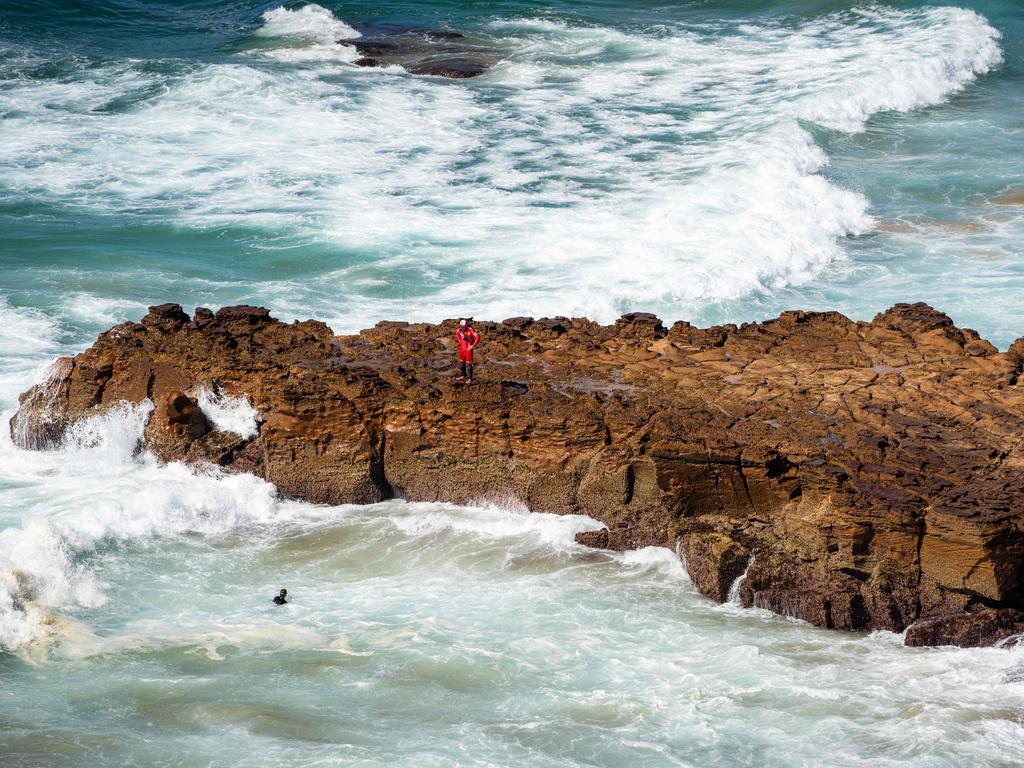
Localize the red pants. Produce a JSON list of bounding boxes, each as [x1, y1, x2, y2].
[[458, 348, 474, 364]]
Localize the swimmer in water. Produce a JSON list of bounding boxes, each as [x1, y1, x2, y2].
[[273, 588, 288, 605]]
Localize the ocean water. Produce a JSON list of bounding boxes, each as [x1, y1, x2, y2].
[[1, 1, 1024, 766]]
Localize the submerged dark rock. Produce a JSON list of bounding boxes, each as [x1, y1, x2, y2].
[[346, 26, 500, 79], [13, 302, 1024, 648], [401, 56, 489, 79]]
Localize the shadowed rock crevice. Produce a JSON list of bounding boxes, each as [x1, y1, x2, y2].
[[12, 302, 1024, 647]]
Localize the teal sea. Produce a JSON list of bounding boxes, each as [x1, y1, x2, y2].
[[1, 2, 1024, 766]]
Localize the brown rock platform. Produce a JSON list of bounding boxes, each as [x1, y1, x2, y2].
[[11, 302, 1024, 647]]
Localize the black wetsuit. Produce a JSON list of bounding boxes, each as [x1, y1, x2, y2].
[[273, 594, 287, 605]]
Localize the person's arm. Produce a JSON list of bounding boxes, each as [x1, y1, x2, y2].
[[470, 329, 480, 349]]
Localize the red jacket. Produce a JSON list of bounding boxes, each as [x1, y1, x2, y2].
[[456, 325, 479, 352]]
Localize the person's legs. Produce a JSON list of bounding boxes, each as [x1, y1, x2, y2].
[[460, 361, 467, 379], [466, 363, 473, 382]]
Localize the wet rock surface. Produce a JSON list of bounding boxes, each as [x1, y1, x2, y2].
[[904, 608, 1024, 648], [346, 26, 500, 78], [12, 302, 1024, 647]]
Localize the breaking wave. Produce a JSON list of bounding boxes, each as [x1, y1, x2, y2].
[[0, 401, 281, 650], [254, 3, 362, 63], [256, 3, 360, 44], [0, 5, 1003, 328]]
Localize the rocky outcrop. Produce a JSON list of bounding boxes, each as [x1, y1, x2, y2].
[[12, 302, 1024, 647], [346, 26, 500, 78], [904, 608, 1024, 648]]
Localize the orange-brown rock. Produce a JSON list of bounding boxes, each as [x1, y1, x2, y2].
[[11, 302, 1024, 646]]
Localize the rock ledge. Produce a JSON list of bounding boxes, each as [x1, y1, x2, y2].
[[12, 303, 1024, 647]]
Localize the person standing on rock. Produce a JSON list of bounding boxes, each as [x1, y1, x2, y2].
[[455, 319, 479, 384]]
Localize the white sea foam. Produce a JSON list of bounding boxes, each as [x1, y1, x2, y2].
[[0, 300, 64, 410], [0, 298, 60, 358], [194, 386, 260, 439], [63, 293, 148, 327], [255, 3, 361, 63], [616, 546, 691, 582], [257, 4, 360, 43], [0, 400, 287, 650], [0, 6, 1003, 329], [791, 7, 1003, 132], [383, 501, 604, 550]]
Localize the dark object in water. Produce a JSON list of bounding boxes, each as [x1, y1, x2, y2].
[[402, 57, 488, 79], [423, 30, 465, 41], [353, 57, 383, 69], [345, 26, 499, 79], [273, 588, 288, 605]]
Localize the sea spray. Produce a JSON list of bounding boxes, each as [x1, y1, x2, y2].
[[792, 7, 1003, 132], [380, 501, 603, 552], [194, 386, 260, 439], [727, 553, 756, 606], [254, 3, 362, 63], [616, 546, 691, 582], [0, 298, 61, 358], [256, 4, 361, 44], [7, 358, 72, 450]]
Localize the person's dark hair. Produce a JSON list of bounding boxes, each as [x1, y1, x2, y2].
[[279, 588, 287, 596]]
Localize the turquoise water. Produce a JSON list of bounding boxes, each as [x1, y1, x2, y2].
[[2, 1, 1024, 765]]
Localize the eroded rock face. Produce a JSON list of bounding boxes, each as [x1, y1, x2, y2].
[[12, 302, 1024, 646], [145, 390, 209, 460]]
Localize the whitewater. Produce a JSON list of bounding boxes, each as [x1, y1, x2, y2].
[[2, 1, 1024, 766], [1, 2, 1020, 334]]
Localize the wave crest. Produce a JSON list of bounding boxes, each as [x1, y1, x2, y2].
[[256, 4, 360, 44], [195, 386, 260, 439]]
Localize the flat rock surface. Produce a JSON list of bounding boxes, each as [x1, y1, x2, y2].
[[12, 302, 1024, 646]]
